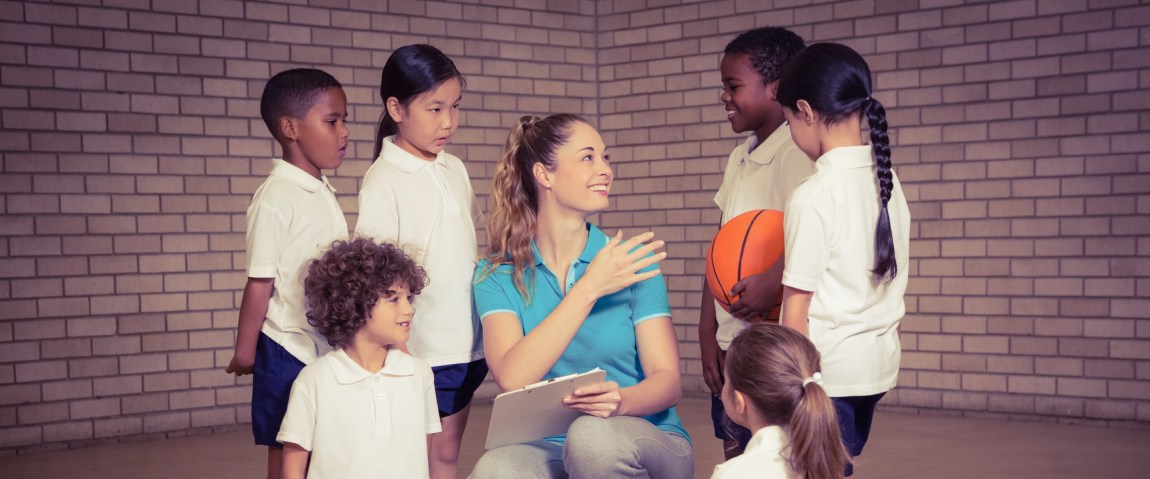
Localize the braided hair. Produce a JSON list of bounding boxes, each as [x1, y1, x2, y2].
[[776, 43, 897, 283]]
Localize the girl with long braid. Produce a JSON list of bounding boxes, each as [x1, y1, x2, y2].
[[775, 42, 911, 477], [470, 114, 693, 478]]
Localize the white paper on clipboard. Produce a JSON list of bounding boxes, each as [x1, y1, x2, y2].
[[484, 368, 607, 450]]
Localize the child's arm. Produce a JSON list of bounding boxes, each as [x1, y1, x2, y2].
[[727, 256, 786, 321], [780, 285, 813, 336], [698, 281, 724, 397], [226, 277, 274, 375], [281, 442, 309, 479]]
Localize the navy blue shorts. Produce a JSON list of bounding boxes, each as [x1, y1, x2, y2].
[[432, 358, 489, 417], [710, 394, 752, 447], [833, 392, 887, 476], [251, 333, 306, 448]]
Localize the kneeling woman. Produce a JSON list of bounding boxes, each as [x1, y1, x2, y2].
[[471, 114, 693, 479]]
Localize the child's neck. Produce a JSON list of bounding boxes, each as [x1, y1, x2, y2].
[[344, 339, 392, 373], [281, 151, 322, 179], [814, 114, 865, 158], [753, 115, 786, 148], [392, 135, 437, 162]]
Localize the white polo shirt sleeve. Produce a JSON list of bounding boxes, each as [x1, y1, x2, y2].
[[246, 200, 287, 279], [356, 174, 401, 242], [277, 364, 318, 451], [422, 362, 442, 434], [782, 189, 832, 293]]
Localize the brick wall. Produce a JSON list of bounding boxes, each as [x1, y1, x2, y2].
[[0, 0, 1147, 455], [592, 0, 1150, 427]]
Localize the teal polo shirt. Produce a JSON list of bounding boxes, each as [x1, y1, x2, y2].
[[473, 223, 688, 443]]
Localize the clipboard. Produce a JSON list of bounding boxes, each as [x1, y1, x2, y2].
[[484, 368, 607, 450]]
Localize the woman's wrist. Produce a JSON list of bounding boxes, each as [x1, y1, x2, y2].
[[566, 281, 600, 309]]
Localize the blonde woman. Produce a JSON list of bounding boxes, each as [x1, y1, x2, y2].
[[470, 114, 692, 478]]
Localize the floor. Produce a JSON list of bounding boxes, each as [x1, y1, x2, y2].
[[2, 395, 1148, 478]]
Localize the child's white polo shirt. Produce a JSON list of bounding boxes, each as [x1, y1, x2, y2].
[[710, 425, 796, 479], [356, 137, 483, 367], [247, 159, 348, 364], [782, 145, 910, 397], [277, 347, 441, 478], [713, 127, 815, 349]]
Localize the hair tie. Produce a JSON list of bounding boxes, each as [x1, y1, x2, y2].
[[802, 372, 823, 388]]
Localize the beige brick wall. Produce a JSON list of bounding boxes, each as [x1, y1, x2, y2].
[[1, 0, 1147, 454]]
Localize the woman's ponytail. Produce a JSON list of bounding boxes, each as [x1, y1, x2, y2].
[[479, 114, 588, 302], [481, 116, 541, 301], [867, 97, 897, 284]]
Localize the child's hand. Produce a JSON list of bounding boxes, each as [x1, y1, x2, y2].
[[728, 256, 785, 322], [701, 342, 724, 397], [563, 381, 622, 418], [225, 353, 255, 376], [577, 231, 666, 300]]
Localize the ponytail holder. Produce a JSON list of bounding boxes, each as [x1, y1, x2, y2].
[[802, 372, 823, 388]]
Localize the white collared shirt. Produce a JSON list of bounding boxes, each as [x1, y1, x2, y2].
[[355, 137, 483, 367], [247, 159, 348, 364], [782, 145, 910, 397], [278, 347, 441, 478], [710, 425, 797, 479], [713, 127, 815, 348]]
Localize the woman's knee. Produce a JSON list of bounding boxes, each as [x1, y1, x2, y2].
[[563, 416, 644, 474], [469, 443, 564, 479]]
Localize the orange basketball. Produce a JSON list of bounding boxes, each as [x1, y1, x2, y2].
[[705, 209, 785, 321]]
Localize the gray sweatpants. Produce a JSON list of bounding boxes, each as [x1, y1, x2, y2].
[[469, 415, 693, 479]]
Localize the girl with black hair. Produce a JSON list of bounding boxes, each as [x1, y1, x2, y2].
[[775, 42, 911, 477], [355, 44, 485, 479]]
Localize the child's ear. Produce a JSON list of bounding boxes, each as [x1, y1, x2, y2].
[[386, 97, 404, 123], [279, 116, 299, 142], [796, 100, 815, 125], [732, 389, 749, 416], [768, 80, 780, 101], [532, 162, 553, 191]]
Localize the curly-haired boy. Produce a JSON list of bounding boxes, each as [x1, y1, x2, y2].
[[277, 238, 441, 478]]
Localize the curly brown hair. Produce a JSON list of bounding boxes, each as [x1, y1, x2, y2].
[[304, 238, 428, 349]]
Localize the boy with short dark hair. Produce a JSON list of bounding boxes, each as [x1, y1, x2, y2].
[[279, 238, 441, 478], [699, 27, 814, 459], [225, 68, 350, 479]]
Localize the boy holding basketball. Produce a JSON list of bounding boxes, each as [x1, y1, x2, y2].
[[698, 26, 814, 459]]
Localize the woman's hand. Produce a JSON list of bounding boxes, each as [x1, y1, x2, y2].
[[563, 381, 622, 418], [575, 231, 666, 301]]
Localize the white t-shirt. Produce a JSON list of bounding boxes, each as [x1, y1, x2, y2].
[[247, 159, 348, 364], [710, 425, 796, 479], [713, 127, 815, 349], [355, 137, 484, 367], [782, 145, 910, 397], [277, 347, 441, 478]]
